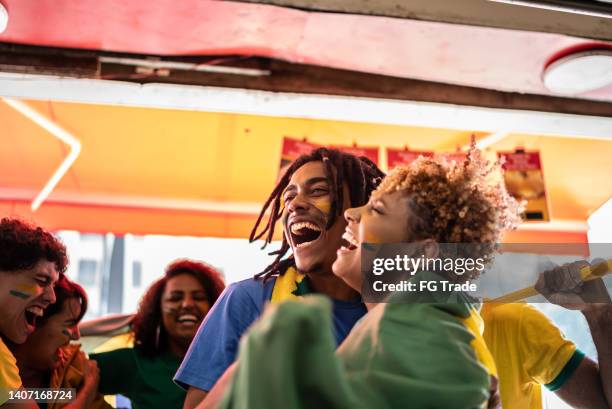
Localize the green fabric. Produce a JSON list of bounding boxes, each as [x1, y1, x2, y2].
[[545, 349, 585, 392], [90, 348, 185, 409], [218, 287, 490, 409]]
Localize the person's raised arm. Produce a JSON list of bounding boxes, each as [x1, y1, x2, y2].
[[536, 260, 612, 408]]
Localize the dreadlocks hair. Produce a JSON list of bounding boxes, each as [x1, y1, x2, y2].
[[250, 147, 385, 280]]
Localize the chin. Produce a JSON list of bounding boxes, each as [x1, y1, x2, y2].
[[295, 260, 324, 274]]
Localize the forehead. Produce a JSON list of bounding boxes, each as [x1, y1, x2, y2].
[[288, 161, 328, 186], [374, 190, 411, 214], [28, 260, 59, 281], [164, 274, 204, 293], [59, 297, 82, 321]]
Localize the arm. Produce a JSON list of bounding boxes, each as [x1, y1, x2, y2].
[[536, 260, 612, 408], [183, 388, 208, 409], [176, 282, 261, 409], [581, 306, 612, 407], [193, 364, 237, 409]]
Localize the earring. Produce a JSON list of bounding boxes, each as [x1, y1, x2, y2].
[[155, 324, 161, 350]]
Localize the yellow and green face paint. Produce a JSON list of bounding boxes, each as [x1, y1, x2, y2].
[[312, 198, 331, 215], [9, 283, 39, 300]]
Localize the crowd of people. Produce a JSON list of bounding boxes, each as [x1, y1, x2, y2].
[[1, 147, 611, 409]]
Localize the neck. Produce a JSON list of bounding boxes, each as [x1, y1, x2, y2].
[[18, 365, 45, 388], [365, 302, 379, 311], [307, 273, 360, 301], [166, 337, 189, 359]]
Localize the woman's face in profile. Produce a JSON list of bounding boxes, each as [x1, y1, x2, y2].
[[332, 190, 412, 292], [160, 274, 210, 344], [19, 297, 81, 371]]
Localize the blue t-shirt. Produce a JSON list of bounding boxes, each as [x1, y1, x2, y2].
[[174, 276, 366, 392]]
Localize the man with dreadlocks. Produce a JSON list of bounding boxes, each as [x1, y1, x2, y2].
[[175, 148, 385, 408]]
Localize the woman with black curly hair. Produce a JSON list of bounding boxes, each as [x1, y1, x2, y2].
[[0, 217, 67, 407], [89, 260, 224, 409]]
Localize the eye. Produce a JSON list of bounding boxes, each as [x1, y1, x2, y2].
[[311, 187, 329, 195], [284, 193, 296, 202], [167, 296, 183, 302], [35, 278, 50, 287], [369, 204, 383, 215]]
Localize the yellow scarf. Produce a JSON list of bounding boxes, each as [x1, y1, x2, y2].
[[270, 266, 310, 304], [48, 344, 112, 409]]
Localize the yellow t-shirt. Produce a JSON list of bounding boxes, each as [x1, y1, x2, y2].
[[482, 303, 581, 409], [0, 337, 22, 405], [463, 307, 498, 378]]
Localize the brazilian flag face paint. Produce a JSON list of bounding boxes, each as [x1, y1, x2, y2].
[[9, 283, 39, 300], [0, 260, 59, 344], [9, 290, 30, 300]]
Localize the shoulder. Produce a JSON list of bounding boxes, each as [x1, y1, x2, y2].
[[0, 338, 21, 403], [90, 347, 136, 362], [0, 337, 18, 369], [482, 302, 559, 334], [222, 277, 273, 303]]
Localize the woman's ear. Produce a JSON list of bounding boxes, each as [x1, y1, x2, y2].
[[420, 239, 439, 259]]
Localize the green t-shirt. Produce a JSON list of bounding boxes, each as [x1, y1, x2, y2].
[[90, 348, 185, 409]]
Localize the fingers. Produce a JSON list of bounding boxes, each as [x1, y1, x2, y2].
[[543, 260, 590, 293], [581, 278, 612, 303]]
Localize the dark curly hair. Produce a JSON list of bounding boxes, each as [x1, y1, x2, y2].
[[132, 259, 225, 358], [251, 147, 385, 280], [38, 275, 88, 326], [0, 217, 68, 275]]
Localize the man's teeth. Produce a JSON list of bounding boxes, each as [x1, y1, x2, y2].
[[290, 222, 322, 234], [26, 306, 44, 317]]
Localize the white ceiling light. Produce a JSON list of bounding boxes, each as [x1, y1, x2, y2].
[[0, 2, 8, 34], [543, 49, 612, 95]]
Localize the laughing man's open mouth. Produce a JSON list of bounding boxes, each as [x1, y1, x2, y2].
[[290, 222, 323, 248], [24, 305, 44, 328]]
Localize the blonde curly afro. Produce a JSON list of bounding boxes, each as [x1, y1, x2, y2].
[[373, 141, 522, 282]]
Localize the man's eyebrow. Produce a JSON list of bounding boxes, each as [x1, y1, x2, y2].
[[305, 177, 329, 186]]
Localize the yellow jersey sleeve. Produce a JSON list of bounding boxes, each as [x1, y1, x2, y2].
[[517, 304, 577, 385], [482, 303, 580, 409], [0, 337, 22, 405]]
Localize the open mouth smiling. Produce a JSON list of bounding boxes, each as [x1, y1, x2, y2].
[[289, 221, 323, 248], [24, 305, 44, 329], [176, 313, 200, 325], [340, 228, 359, 252]]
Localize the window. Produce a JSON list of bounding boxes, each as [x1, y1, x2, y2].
[[132, 261, 142, 287], [77, 259, 98, 286]]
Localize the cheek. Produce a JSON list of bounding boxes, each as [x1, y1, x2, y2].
[[9, 283, 42, 302], [196, 301, 211, 314], [312, 198, 331, 215], [361, 222, 383, 244]]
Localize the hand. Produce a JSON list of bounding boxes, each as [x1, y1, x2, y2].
[[535, 259, 611, 311], [81, 359, 100, 407]]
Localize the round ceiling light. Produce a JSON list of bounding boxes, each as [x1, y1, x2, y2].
[[543, 48, 612, 95], [0, 2, 8, 34]]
